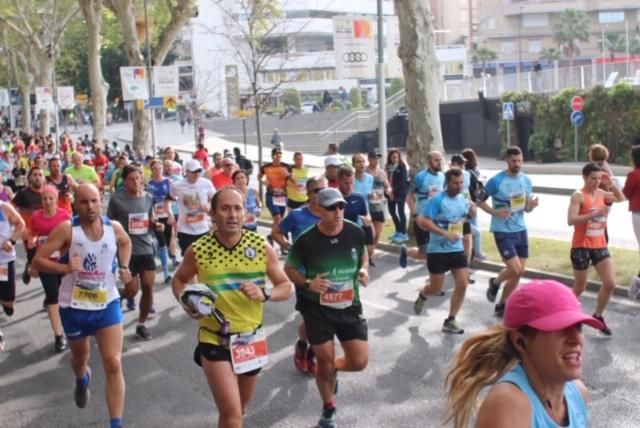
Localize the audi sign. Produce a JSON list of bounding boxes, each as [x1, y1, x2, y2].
[[343, 52, 369, 63], [333, 16, 376, 79]]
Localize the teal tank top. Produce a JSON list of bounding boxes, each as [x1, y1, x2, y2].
[[497, 363, 588, 427]]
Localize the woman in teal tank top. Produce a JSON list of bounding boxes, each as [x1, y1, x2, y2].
[[443, 280, 605, 428]]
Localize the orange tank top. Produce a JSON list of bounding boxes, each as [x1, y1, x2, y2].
[[571, 190, 607, 249]]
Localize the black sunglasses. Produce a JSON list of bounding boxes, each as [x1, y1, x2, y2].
[[325, 202, 346, 211]]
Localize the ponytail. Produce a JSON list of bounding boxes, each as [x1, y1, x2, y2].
[[443, 325, 519, 428]]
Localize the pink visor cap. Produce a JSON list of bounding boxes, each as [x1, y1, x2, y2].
[[504, 280, 604, 332]]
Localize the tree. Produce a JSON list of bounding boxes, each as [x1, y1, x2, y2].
[[207, 0, 309, 180], [0, 27, 35, 133], [0, 0, 79, 136], [539, 47, 562, 65], [388, 78, 405, 97], [395, 0, 444, 172], [600, 32, 625, 61], [631, 25, 640, 55], [471, 47, 497, 74], [282, 88, 301, 110], [552, 9, 589, 72], [105, 0, 197, 155], [349, 87, 361, 109]]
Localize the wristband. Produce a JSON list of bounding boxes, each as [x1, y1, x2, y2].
[[261, 287, 271, 302], [119, 265, 130, 270]]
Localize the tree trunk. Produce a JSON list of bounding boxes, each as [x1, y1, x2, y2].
[[79, 0, 109, 148], [19, 83, 32, 134], [395, 0, 444, 172], [37, 66, 53, 137], [254, 95, 264, 196]]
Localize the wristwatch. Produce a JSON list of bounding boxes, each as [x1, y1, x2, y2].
[[303, 279, 312, 289], [261, 287, 272, 302]]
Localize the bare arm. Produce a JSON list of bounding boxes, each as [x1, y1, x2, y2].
[[171, 246, 198, 301], [33, 221, 72, 274], [602, 181, 625, 204], [263, 244, 293, 301], [416, 215, 458, 242], [567, 191, 603, 226], [476, 383, 532, 428]]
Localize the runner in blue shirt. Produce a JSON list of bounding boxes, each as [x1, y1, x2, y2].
[[413, 168, 474, 334], [477, 146, 539, 317], [352, 153, 377, 266], [400, 151, 445, 268]]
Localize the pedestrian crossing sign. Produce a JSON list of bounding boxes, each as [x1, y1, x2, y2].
[[502, 102, 515, 121], [163, 96, 177, 110]]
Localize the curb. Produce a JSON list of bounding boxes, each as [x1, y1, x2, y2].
[[257, 218, 631, 299]]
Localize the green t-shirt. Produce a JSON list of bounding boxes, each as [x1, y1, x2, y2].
[[287, 220, 366, 309], [66, 165, 99, 185]]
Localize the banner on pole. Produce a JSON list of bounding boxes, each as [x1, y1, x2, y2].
[[57, 86, 75, 109], [333, 16, 376, 79], [153, 66, 179, 97], [36, 87, 54, 110], [120, 66, 149, 101], [0, 89, 9, 107]]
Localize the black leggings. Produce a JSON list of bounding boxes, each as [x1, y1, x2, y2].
[[388, 197, 407, 234], [154, 217, 173, 248], [40, 272, 62, 305]]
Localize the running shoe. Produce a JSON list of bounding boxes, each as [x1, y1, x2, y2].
[[369, 258, 376, 268], [164, 274, 172, 284], [413, 293, 428, 315], [171, 256, 179, 270], [306, 348, 318, 377], [628, 276, 640, 300], [442, 318, 464, 334], [74, 367, 91, 408], [126, 298, 136, 311], [54, 335, 67, 353], [399, 245, 408, 268], [388, 232, 400, 242], [22, 269, 30, 285], [294, 340, 308, 374], [468, 275, 476, 285], [2, 304, 13, 316], [494, 302, 505, 318], [0, 329, 4, 352], [486, 277, 499, 303], [396, 233, 410, 243], [592, 314, 612, 336], [318, 406, 337, 428], [136, 325, 153, 341]]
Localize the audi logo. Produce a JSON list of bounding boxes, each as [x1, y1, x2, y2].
[[343, 52, 368, 63]]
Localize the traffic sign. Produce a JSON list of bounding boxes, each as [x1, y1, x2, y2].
[[571, 96, 584, 112], [163, 96, 177, 110], [571, 111, 584, 127], [502, 102, 515, 120], [136, 97, 164, 111]]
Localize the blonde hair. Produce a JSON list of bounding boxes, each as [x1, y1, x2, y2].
[[443, 325, 519, 428], [588, 144, 609, 162]]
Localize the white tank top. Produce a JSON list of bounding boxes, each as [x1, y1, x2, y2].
[[59, 216, 120, 310], [0, 202, 16, 264]]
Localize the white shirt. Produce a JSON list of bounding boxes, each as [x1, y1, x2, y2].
[[171, 177, 215, 235]]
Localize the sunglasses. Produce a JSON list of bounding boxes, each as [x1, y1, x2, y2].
[[324, 202, 346, 211], [311, 187, 326, 194]]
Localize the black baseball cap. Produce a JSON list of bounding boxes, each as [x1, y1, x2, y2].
[[367, 150, 382, 159]]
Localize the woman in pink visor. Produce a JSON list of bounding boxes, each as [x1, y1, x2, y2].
[[444, 279, 603, 428]]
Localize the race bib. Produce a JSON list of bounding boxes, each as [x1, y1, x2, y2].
[[272, 195, 287, 207], [71, 280, 108, 310], [154, 202, 168, 218], [96, 165, 106, 174], [448, 221, 464, 236], [186, 212, 205, 224], [15, 176, 25, 187], [0, 264, 8, 281], [230, 327, 268, 374], [320, 282, 354, 309], [510, 192, 526, 212], [296, 179, 306, 194], [245, 214, 256, 225], [128, 213, 149, 235], [587, 209, 606, 237]]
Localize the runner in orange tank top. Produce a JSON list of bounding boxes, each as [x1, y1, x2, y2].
[[567, 163, 625, 336]]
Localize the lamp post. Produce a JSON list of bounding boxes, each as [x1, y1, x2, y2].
[[517, 4, 523, 91], [143, 0, 157, 156], [46, 43, 61, 141], [376, 0, 386, 163], [601, 25, 606, 83]]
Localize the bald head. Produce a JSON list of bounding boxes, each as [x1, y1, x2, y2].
[[74, 184, 102, 222], [72, 152, 84, 167]]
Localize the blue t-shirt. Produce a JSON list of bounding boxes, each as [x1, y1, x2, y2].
[[483, 170, 532, 233], [354, 173, 374, 208], [146, 178, 171, 205], [278, 206, 320, 242], [410, 169, 445, 212], [344, 192, 368, 224], [422, 192, 469, 253], [498, 363, 587, 428]]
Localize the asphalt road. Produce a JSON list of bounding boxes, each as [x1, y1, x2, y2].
[[1, 237, 639, 427]]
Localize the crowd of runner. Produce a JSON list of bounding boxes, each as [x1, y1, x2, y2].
[[0, 125, 638, 428]]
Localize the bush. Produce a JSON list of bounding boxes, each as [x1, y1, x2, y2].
[[281, 89, 301, 110], [500, 84, 640, 163], [349, 87, 361, 109]]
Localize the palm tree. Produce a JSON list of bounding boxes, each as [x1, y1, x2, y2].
[[552, 9, 590, 71], [472, 47, 498, 74], [539, 47, 562, 65], [630, 25, 640, 55], [599, 32, 625, 61]]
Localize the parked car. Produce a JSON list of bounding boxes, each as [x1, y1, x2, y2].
[[300, 101, 316, 113]]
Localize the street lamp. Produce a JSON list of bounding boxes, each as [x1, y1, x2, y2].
[[143, 0, 157, 156], [517, 4, 523, 90]]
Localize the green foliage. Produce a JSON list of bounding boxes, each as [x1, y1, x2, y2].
[[539, 47, 561, 64], [472, 47, 497, 72], [281, 88, 301, 109], [599, 33, 625, 61], [500, 84, 640, 163], [388, 78, 405, 97], [349, 87, 361, 109], [631, 25, 640, 55]]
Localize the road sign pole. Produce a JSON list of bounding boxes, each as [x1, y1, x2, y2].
[[574, 125, 578, 162], [507, 120, 511, 147]]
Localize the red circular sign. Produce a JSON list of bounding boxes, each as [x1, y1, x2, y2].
[[571, 96, 584, 112]]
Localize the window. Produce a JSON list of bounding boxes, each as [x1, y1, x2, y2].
[[528, 39, 542, 53], [522, 13, 549, 28], [599, 11, 624, 24], [487, 18, 496, 30], [501, 40, 515, 54]]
